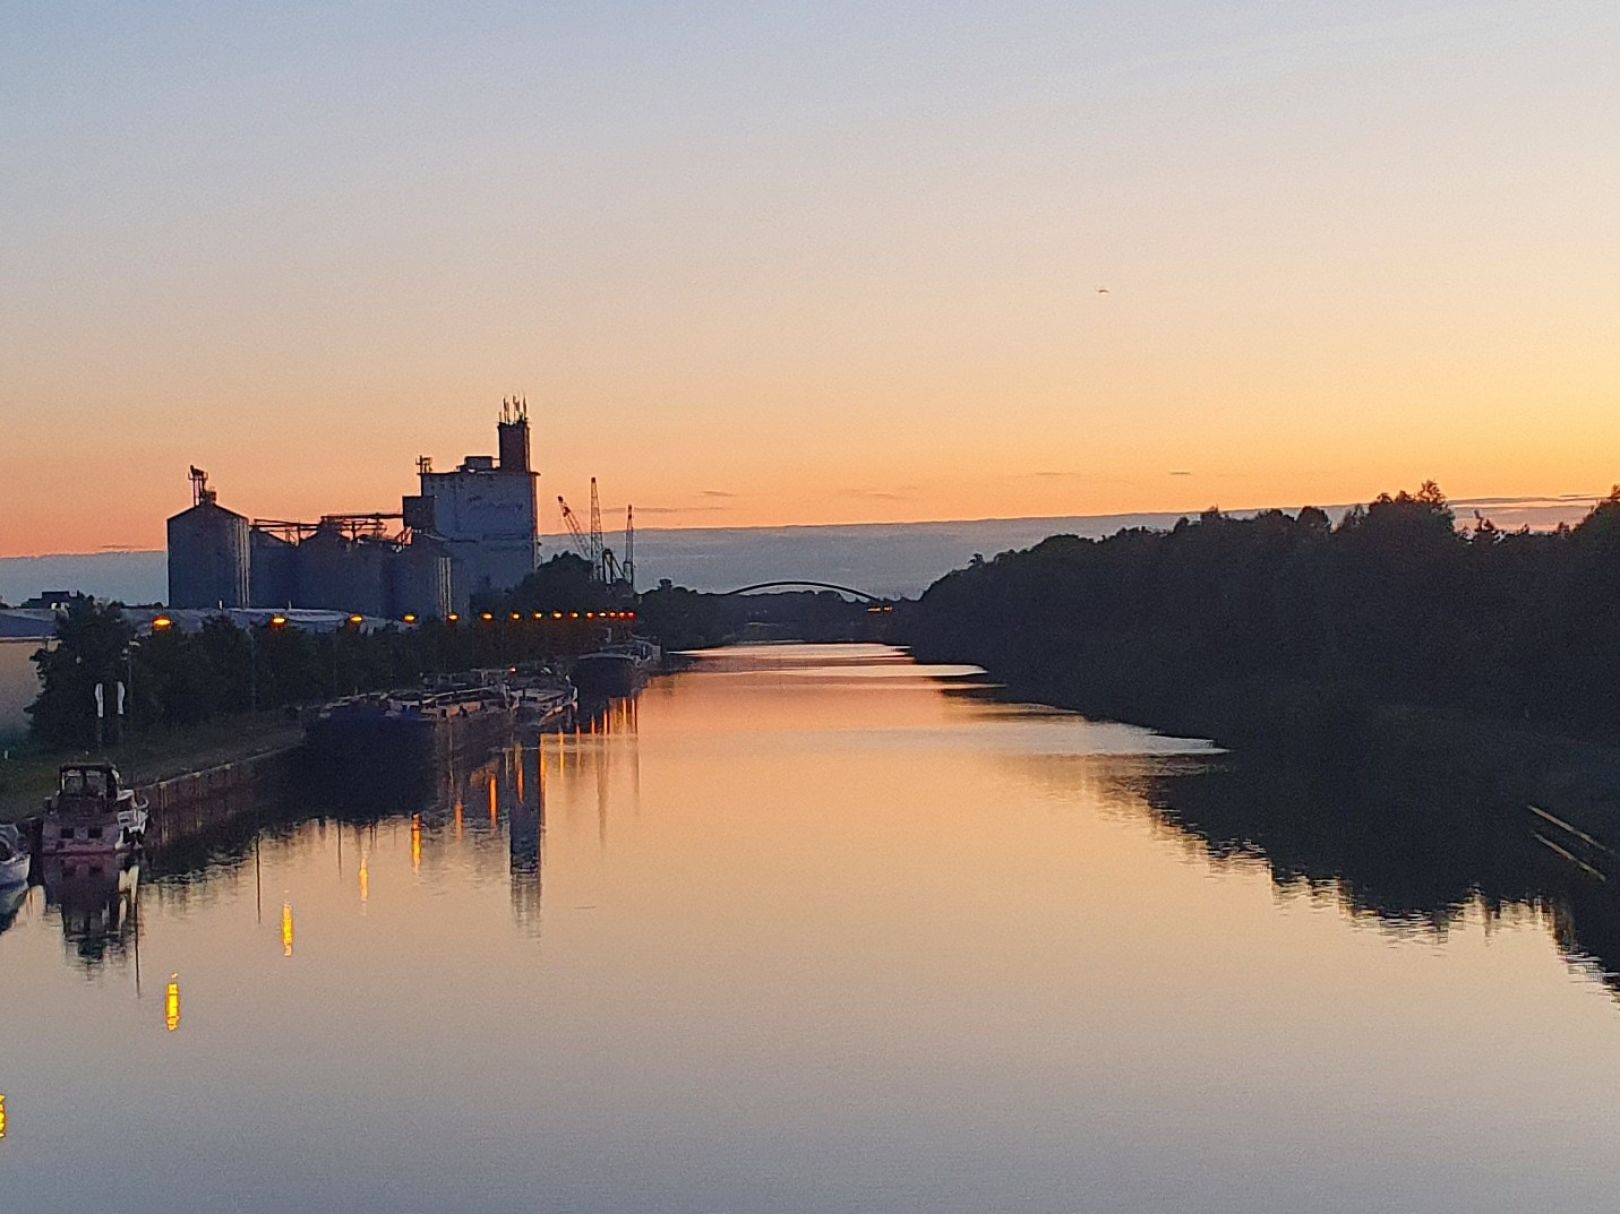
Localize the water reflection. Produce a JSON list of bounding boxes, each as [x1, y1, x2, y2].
[[40, 853, 141, 969], [1130, 756, 1620, 996], [5, 645, 1620, 1213]]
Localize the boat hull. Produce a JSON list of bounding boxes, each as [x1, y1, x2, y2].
[[571, 654, 648, 697], [0, 853, 28, 886]]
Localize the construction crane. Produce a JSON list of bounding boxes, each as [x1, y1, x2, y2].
[[557, 495, 592, 563], [588, 477, 605, 583], [562, 484, 636, 589]]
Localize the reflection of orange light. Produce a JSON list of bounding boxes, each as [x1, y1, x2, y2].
[[488, 775, 498, 824], [282, 901, 295, 957], [454, 798, 464, 836], [516, 758, 525, 801], [0, 1093, 7, 1140], [166, 974, 181, 1032], [358, 855, 369, 904], [411, 815, 422, 873]]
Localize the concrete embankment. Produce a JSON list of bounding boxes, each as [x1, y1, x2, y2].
[[0, 716, 304, 825]]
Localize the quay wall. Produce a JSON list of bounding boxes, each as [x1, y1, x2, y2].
[[139, 746, 297, 852]]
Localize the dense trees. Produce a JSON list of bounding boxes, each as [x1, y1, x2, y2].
[[901, 484, 1620, 748]]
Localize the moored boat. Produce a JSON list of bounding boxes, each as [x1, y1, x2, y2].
[[304, 678, 518, 756], [571, 639, 661, 697], [508, 666, 578, 727], [40, 764, 149, 855], [0, 823, 30, 886]]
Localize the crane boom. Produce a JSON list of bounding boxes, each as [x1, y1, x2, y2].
[[588, 477, 605, 582], [557, 495, 592, 562]]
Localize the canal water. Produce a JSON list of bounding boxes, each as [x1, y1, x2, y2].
[[2, 643, 1619, 1212]]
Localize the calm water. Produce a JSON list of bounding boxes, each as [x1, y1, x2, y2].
[[3, 643, 1619, 1212]]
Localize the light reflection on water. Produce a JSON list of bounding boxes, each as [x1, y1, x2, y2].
[[1, 643, 1619, 1213]]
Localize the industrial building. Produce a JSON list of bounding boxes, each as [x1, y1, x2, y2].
[[404, 398, 540, 603], [165, 405, 540, 617]]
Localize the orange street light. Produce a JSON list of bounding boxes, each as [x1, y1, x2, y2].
[[403, 613, 417, 624], [481, 612, 494, 622], [448, 612, 460, 623], [552, 611, 563, 620], [270, 615, 288, 628], [151, 616, 173, 631], [348, 614, 364, 626], [510, 612, 522, 622]]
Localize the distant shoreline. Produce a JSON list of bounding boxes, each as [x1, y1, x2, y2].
[[3, 493, 1604, 606]]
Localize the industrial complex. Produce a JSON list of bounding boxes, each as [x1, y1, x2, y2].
[[166, 402, 542, 617]]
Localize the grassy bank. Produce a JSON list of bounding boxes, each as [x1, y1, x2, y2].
[[0, 712, 304, 823]]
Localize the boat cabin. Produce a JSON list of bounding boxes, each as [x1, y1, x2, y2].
[[55, 764, 127, 809]]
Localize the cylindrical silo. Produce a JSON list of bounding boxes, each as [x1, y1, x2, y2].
[[166, 500, 250, 608]]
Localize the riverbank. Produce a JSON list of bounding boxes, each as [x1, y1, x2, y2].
[[0, 712, 304, 823], [904, 629, 1620, 854]]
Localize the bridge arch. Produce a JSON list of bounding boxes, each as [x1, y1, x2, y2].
[[718, 580, 885, 603]]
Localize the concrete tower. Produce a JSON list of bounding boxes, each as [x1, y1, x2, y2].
[[404, 402, 540, 610]]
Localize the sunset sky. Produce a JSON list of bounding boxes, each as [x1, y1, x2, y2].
[[3, 2, 1616, 556]]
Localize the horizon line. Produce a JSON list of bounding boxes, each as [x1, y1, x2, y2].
[[1, 490, 1606, 564]]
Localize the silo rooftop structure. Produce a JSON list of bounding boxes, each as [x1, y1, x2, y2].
[[403, 400, 540, 610], [166, 467, 250, 609]]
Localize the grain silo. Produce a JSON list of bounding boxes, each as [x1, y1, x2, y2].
[[166, 468, 250, 608], [390, 540, 453, 620], [293, 524, 390, 618]]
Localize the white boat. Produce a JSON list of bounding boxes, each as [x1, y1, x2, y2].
[[0, 824, 29, 885], [508, 667, 578, 726], [41, 764, 149, 855]]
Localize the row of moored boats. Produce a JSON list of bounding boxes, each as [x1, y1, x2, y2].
[[0, 641, 662, 887]]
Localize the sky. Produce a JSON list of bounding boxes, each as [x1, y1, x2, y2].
[[2, 1, 1617, 557]]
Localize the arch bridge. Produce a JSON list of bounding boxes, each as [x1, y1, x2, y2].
[[719, 581, 888, 603]]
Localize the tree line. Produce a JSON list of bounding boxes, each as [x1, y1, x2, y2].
[[29, 596, 618, 749], [899, 483, 1620, 750], [26, 549, 892, 750]]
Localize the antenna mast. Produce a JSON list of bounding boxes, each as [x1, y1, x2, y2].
[[623, 506, 635, 591]]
